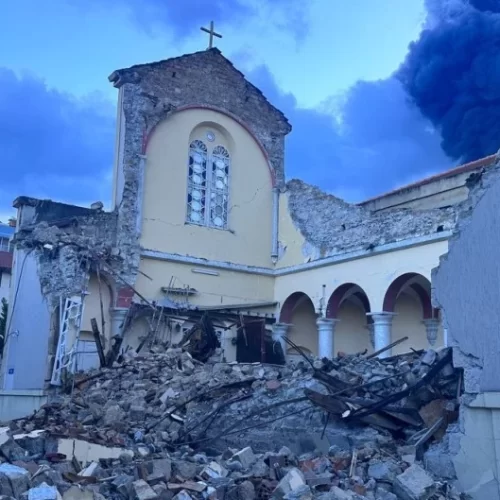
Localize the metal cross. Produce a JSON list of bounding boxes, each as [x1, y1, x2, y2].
[[200, 21, 222, 49]]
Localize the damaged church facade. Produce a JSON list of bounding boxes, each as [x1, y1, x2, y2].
[[1, 48, 495, 392]]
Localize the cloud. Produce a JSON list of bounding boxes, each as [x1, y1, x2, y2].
[[244, 65, 451, 200], [0, 68, 115, 216], [75, 0, 309, 41], [398, 0, 500, 162]]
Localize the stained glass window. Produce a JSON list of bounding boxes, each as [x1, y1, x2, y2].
[[186, 140, 208, 225], [209, 146, 229, 229], [186, 139, 231, 230]]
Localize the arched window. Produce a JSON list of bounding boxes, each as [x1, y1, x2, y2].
[[186, 141, 230, 229], [186, 140, 208, 225], [210, 146, 229, 229]]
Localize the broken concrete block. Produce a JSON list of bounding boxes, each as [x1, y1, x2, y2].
[[159, 388, 177, 405], [393, 464, 436, 500], [231, 446, 256, 469], [283, 484, 312, 499], [152, 458, 172, 482], [0, 463, 31, 498], [367, 461, 395, 482], [327, 486, 356, 499], [272, 468, 306, 499], [200, 461, 227, 480], [61, 486, 94, 500], [173, 461, 197, 480], [172, 491, 192, 500], [132, 479, 158, 500], [0, 437, 29, 462], [27, 482, 61, 500], [78, 462, 99, 478], [51, 438, 131, 466], [14, 430, 46, 457]]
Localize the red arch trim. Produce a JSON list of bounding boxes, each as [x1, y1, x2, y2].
[[383, 273, 434, 319], [280, 292, 315, 323], [326, 283, 372, 320], [141, 104, 277, 187]]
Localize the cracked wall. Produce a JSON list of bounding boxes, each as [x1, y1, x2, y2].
[[110, 48, 291, 286], [2, 198, 135, 390], [278, 179, 459, 266], [431, 154, 500, 499]]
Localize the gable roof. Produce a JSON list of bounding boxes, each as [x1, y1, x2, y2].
[[360, 154, 497, 205], [108, 48, 290, 131]]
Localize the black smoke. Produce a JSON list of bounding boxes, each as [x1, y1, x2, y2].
[[398, 0, 500, 162]]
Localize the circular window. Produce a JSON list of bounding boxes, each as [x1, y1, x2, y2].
[[207, 131, 215, 142]]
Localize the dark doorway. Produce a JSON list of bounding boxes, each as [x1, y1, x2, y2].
[[236, 318, 285, 364]]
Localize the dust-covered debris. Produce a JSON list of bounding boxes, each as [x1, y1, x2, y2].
[[0, 345, 471, 499]]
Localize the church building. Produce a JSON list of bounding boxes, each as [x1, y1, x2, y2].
[[1, 42, 495, 398]]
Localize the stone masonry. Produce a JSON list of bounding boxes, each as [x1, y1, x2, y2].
[[285, 179, 459, 259], [109, 49, 292, 289]]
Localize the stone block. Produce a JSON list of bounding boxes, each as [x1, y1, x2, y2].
[[367, 461, 395, 482], [283, 484, 312, 499], [132, 479, 158, 500], [27, 482, 60, 500], [172, 461, 197, 480], [231, 447, 256, 469], [393, 464, 436, 500], [0, 463, 31, 498], [172, 491, 192, 500], [271, 468, 306, 499]]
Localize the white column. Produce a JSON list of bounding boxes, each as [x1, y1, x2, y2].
[[367, 313, 396, 358], [441, 311, 449, 347], [272, 323, 289, 359], [423, 318, 440, 346], [317, 318, 338, 359], [110, 308, 128, 338], [366, 322, 375, 349]]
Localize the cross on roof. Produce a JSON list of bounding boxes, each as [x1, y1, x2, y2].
[[200, 21, 222, 49]]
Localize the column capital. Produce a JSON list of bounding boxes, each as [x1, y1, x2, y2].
[[316, 317, 339, 327], [367, 312, 397, 325], [423, 318, 440, 346], [422, 317, 440, 326]]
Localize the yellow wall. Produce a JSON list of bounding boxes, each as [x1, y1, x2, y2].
[[336, 301, 373, 355], [276, 192, 309, 269], [136, 257, 275, 307], [391, 293, 444, 355], [275, 240, 448, 315], [287, 298, 317, 355], [141, 108, 274, 268], [80, 273, 112, 344]]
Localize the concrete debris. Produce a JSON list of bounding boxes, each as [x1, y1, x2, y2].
[[0, 346, 472, 499]]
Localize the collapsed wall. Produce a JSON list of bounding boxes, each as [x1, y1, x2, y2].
[[6, 197, 140, 390], [285, 179, 459, 259], [431, 153, 500, 498]]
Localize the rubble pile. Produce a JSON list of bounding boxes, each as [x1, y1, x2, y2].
[[0, 346, 468, 499]]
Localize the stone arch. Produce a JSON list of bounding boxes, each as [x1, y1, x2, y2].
[[383, 273, 436, 319], [327, 283, 373, 354], [326, 283, 371, 320], [383, 273, 442, 353], [279, 292, 317, 357], [142, 104, 277, 187]]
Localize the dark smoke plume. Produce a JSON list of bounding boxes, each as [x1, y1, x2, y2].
[[398, 0, 500, 162]]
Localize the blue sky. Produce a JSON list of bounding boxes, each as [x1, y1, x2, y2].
[[1, 0, 483, 221]]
